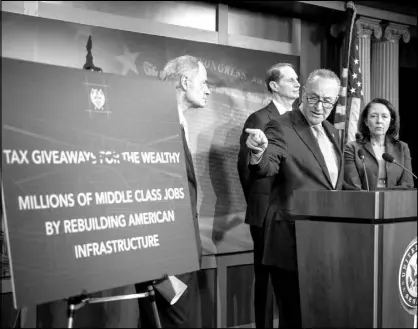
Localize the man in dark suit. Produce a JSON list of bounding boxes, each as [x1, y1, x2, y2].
[[237, 63, 300, 328], [135, 55, 210, 328], [245, 69, 343, 327]]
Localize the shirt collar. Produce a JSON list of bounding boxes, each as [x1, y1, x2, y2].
[[298, 104, 323, 131], [178, 107, 187, 127], [272, 99, 291, 115]]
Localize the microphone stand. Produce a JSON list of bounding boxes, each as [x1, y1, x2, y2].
[[360, 157, 370, 191], [392, 162, 418, 180], [382, 153, 418, 180]]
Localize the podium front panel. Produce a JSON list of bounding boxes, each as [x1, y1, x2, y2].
[[296, 220, 375, 327]]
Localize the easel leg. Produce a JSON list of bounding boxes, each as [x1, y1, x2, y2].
[[67, 296, 86, 329], [147, 285, 162, 328], [64, 288, 161, 328], [12, 308, 21, 328], [67, 303, 76, 329]]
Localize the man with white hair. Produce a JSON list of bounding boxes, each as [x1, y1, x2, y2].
[[135, 55, 210, 328]]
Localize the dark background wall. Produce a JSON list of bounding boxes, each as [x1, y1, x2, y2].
[[399, 38, 418, 177]]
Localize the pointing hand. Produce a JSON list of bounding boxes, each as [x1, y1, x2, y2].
[[245, 128, 268, 155]]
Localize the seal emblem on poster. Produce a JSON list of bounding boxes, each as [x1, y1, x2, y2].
[[90, 88, 105, 110], [84, 77, 111, 117], [398, 237, 417, 316]]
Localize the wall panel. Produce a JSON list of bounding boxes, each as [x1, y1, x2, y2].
[[228, 6, 292, 42], [42, 1, 218, 31]]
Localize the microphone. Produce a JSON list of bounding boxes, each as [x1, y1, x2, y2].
[[382, 153, 417, 179], [358, 149, 370, 191]]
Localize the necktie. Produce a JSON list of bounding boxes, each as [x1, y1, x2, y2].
[[313, 125, 339, 188]]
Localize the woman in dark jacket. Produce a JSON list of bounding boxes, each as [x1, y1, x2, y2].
[[344, 98, 414, 190]]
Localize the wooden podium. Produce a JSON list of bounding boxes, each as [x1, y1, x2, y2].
[[291, 189, 417, 328]]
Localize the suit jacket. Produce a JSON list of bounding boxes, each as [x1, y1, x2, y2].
[[343, 138, 414, 190], [249, 109, 344, 270], [181, 127, 202, 267], [237, 101, 281, 227]]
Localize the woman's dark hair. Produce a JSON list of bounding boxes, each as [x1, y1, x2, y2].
[[356, 98, 399, 142]]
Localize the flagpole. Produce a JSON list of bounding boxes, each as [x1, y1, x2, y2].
[[342, 1, 357, 145], [334, 1, 358, 147], [345, 2, 357, 77]]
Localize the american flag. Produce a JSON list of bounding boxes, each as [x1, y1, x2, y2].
[[334, 1, 363, 145]]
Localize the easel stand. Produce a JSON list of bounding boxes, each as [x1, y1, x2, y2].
[[67, 285, 161, 328]]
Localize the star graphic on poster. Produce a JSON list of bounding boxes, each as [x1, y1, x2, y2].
[[115, 45, 140, 75]]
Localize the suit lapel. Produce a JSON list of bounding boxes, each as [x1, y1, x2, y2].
[[363, 141, 378, 164], [181, 127, 197, 189], [267, 101, 281, 121], [291, 110, 333, 187]]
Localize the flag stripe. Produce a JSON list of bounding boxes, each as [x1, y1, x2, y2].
[[346, 97, 361, 142], [339, 87, 347, 98], [341, 68, 349, 78], [334, 122, 345, 130]]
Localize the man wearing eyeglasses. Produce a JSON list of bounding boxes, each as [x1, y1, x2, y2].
[[237, 63, 300, 328], [245, 69, 344, 327]]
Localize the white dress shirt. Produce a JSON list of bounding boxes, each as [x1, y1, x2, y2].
[[272, 99, 292, 116]]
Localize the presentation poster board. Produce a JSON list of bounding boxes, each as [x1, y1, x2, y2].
[[1, 58, 200, 308], [2, 11, 299, 255]]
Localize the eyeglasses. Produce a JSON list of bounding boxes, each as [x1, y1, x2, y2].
[[306, 96, 337, 110]]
